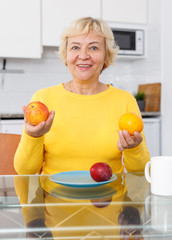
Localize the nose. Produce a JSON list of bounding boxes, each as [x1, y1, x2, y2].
[[78, 48, 89, 59]]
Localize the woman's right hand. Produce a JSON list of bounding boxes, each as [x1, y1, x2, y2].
[[23, 106, 55, 138], [26, 219, 53, 239]]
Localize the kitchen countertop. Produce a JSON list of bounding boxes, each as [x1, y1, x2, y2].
[[141, 111, 161, 117], [0, 113, 24, 119]]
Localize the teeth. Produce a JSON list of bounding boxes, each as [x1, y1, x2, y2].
[[78, 64, 90, 67]]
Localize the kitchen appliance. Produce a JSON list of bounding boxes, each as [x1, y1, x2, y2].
[[111, 28, 144, 56]]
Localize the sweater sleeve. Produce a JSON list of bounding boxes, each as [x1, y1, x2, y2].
[[122, 94, 151, 172], [14, 92, 45, 175], [14, 131, 44, 174], [14, 176, 45, 225], [122, 133, 150, 172]]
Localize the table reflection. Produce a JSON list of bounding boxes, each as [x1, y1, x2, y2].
[[12, 173, 148, 239], [145, 194, 172, 234]]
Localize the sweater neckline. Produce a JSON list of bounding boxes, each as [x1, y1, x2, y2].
[[61, 83, 114, 100]]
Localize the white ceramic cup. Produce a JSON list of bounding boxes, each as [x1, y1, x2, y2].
[[145, 194, 172, 232], [145, 156, 172, 196]]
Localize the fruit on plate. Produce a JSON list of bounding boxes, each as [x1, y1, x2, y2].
[[91, 196, 112, 208], [119, 112, 143, 135], [25, 101, 49, 126], [90, 162, 112, 182]]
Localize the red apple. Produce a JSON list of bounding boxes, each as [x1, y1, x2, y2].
[[25, 101, 49, 126], [90, 162, 112, 182], [91, 196, 112, 208]]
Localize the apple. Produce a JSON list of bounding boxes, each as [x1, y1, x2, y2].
[[90, 162, 112, 182], [91, 196, 112, 208], [25, 101, 49, 126]]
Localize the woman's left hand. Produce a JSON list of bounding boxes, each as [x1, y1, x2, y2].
[[117, 130, 143, 151]]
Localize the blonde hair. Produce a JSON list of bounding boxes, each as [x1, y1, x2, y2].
[[58, 17, 119, 69]]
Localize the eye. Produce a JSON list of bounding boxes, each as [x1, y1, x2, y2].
[[90, 46, 98, 50], [71, 46, 79, 50]]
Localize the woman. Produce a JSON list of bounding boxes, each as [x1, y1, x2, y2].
[[14, 17, 150, 175]]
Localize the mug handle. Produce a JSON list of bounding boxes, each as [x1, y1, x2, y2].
[[145, 161, 151, 183]]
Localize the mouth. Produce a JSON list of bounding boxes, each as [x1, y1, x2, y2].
[[77, 64, 92, 70]]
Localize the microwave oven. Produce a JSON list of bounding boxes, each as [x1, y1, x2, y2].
[[111, 28, 144, 56]]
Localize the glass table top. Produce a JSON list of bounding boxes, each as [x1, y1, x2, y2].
[[0, 173, 172, 239]]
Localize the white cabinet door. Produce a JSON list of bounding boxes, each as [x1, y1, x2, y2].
[[143, 118, 161, 157], [102, 0, 147, 24], [0, 0, 42, 58], [42, 0, 101, 46], [0, 120, 24, 134]]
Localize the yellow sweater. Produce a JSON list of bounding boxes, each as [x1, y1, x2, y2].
[[14, 83, 150, 175]]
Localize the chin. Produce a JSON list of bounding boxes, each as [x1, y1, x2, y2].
[[77, 74, 98, 82]]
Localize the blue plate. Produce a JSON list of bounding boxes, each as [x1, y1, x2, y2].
[[49, 171, 117, 188]]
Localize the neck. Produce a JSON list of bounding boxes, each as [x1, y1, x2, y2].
[[69, 80, 100, 95]]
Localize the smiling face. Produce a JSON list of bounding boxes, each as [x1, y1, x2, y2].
[[66, 31, 106, 83]]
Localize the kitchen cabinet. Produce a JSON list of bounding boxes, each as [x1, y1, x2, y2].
[[0, 0, 42, 58], [102, 0, 147, 24], [143, 118, 161, 157], [42, 0, 101, 46], [0, 120, 24, 135]]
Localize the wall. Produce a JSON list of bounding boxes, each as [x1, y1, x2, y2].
[[161, 0, 172, 155], [0, 0, 161, 114]]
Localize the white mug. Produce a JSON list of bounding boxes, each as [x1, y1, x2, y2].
[[145, 194, 172, 232], [145, 156, 172, 196]]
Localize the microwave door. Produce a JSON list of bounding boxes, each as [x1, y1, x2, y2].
[[113, 30, 136, 55], [112, 29, 144, 56]]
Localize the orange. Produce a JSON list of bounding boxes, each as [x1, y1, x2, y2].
[[119, 112, 143, 135]]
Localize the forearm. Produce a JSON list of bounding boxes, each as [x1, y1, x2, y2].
[[14, 131, 44, 174], [14, 176, 46, 223], [122, 134, 150, 172]]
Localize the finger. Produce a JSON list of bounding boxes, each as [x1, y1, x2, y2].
[[119, 130, 130, 149], [48, 110, 55, 122], [26, 120, 46, 131], [30, 121, 46, 133], [122, 130, 136, 146], [133, 131, 143, 145], [24, 117, 28, 124], [44, 110, 55, 128], [133, 131, 143, 141], [22, 106, 28, 124], [22, 105, 26, 113], [117, 139, 125, 151], [25, 110, 55, 137], [25, 121, 46, 137]]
